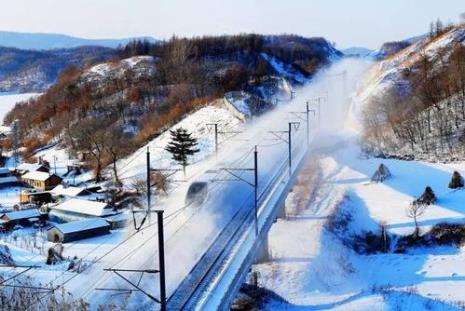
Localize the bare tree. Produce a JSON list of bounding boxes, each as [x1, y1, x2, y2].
[[104, 125, 131, 187], [70, 118, 108, 182], [152, 171, 169, 195], [406, 201, 427, 238]]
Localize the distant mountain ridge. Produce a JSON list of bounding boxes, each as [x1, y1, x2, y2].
[[0, 45, 114, 92], [0, 31, 157, 50], [341, 47, 374, 58]]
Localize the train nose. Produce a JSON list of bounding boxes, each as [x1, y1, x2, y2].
[[185, 182, 209, 206]]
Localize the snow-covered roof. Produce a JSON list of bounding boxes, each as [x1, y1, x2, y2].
[[21, 171, 53, 181], [0, 176, 18, 184], [51, 185, 88, 197], [0, 167, 10, 175], [1, 209, 40, 221], [51, 198, 114, 217], [17, 163, 45, 172], [105, 213, 130, 222], [50, 218, 110, 234]]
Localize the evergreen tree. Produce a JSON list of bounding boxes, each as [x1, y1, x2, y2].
[[448, 171, 464, 189], [165, 128, 199, 177]]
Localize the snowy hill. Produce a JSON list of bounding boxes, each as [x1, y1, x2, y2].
[[357, 25, 465, 160]]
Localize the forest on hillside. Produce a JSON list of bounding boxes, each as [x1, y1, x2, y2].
[[362, 21, 465, 160], [2, 34, 339, 181]]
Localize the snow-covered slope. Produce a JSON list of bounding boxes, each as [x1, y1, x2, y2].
[[82, 56, 156, 83], [358, 27, 465, 106], [247, 57, 465, 310], [117, 104, 243, 184]]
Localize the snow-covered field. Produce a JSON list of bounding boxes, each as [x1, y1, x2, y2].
[[253, 58, 465, 310]]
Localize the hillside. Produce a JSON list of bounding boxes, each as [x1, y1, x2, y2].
[[2, 34, 341, 182], [359, 23, 465, 161], [0, 31, 156, 50], [0, 45, 114, 92]]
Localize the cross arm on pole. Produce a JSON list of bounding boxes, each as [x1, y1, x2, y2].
[[111, 270, 161, 303], [219, 168, 255, 187], [268, 131, 289, 144]]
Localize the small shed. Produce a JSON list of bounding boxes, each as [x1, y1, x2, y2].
[[19, 190, 53, 205], [0, 167, 19, 188], [50, 185, 91, 198], [0, 209, 41, 228], [49, 198, 118, 222], [16, 162, 50, 175], [21, 172, 62, 191], [47, 218, 110, 243], [105, 213, 130, 229]]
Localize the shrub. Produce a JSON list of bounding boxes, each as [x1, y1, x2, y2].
[[371, 163, 391, 182], [448, 171, 464, 189], [416, 186, 436, 205]]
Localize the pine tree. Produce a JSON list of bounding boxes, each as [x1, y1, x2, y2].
[[165, 128, 200, 178]]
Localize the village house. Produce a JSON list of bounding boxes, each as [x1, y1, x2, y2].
[[0, 167, 19, 188], [51, 185, 89, 198], [19, 189, 53, 205], [49, 198, 118, 222], [47, 218, 111, 243], [0, 209, 42, 229], [105, 213, 130, 229], [21, 171, 62, 191], [16, 162, 50, 175]]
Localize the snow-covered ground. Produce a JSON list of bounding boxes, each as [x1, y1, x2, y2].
[[117, 105, 243, 185], [253, 59, 465, 310]]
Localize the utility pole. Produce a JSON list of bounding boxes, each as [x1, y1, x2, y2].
[[157, 210, 167, 311], [269, 122, 299, 176], [288, 122, 292, 173], [287, 122, 300, 174], [53, 155, 57, 175], [215, 146, 259, 237], [206, 123, 242, 161], [146, 147, 151, 216], [253, 146, 258, 237], [11, 120, 18, 170], [289, 104, 315, 148], [102, 210, 167, 309], [306, 102, 310, 146]]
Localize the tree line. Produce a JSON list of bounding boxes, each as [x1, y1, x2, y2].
[[2, 34, 335, 182]]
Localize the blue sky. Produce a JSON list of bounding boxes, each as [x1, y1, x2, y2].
[[1, 0, 464, 49]]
